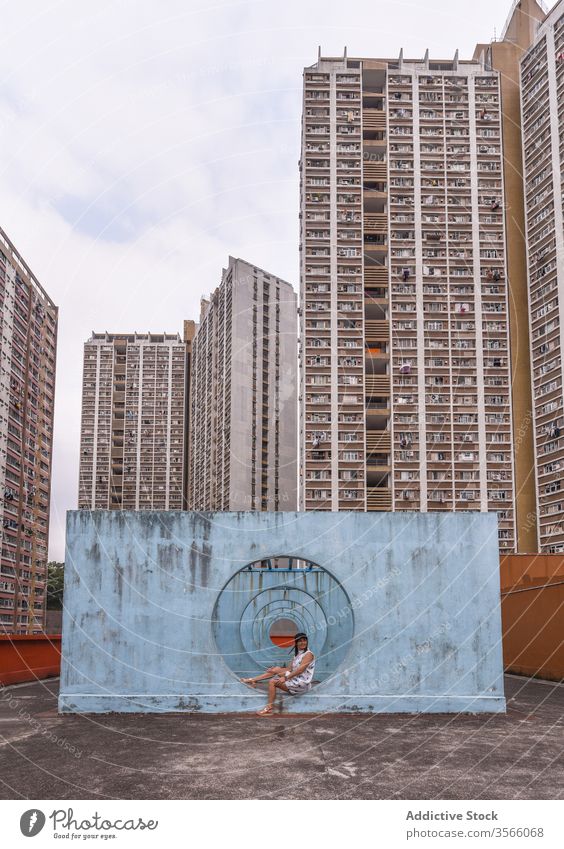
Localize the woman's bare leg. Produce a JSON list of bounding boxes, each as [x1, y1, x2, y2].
[[241, 666, 285, 686], [257, 679, 290, 715]]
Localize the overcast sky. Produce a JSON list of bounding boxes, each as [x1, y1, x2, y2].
[[0, 0, 548, 560]]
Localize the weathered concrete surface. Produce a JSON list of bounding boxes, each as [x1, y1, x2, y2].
[[1, 677, 562, 800], [60, 511, 505, 713]]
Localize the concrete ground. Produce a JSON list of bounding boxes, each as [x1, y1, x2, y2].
[[0, 675, 562, 800]]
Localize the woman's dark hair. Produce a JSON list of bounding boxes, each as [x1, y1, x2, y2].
[[293, 632, 308, 656]]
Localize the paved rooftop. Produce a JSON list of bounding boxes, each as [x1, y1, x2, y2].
[[0, 676, 562, 800]]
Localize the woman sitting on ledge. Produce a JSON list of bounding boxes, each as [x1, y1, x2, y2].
[[241, 632, 316, 716]]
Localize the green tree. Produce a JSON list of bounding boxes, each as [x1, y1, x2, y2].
[[46, 561, 65, 610]]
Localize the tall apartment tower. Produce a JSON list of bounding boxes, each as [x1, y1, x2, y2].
[[521, 0, 564, 552], [78, 332, 187, 510], [474, 0, 547, 553], [0, 228, 58, 634], [189, 257, 297, 511], [182, 319, 196, 510], [300, 51, 517, 550]]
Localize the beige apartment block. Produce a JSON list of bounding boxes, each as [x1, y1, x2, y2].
[[78, 332, 187, 511], [299, 49, 518, 551], [520, 0, 564, 552], [0, 228, 58, 634], [189, 257, 297, 511], [474, 0, 548, 553], [183, 319, 196, 509]]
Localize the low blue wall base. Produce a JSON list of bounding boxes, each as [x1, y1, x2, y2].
[[58, 692, 506, 714]]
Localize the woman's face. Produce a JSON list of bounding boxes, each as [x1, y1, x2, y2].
[[297, 637, 308, 651]]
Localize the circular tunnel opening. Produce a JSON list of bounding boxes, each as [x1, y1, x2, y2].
[[269, 617, 298, 648], [212, 556, 354, 687]]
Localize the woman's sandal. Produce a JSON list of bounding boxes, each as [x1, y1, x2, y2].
[[256, 705, 274, 716], [240, 678, 257, 688]]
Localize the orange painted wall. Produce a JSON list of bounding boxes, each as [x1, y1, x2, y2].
[[0, 635, 61, 686], [500, 555, 564, 681], [270, 635, 295, 648]]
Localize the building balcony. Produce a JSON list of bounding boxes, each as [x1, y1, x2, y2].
[[366, 458, 390, 474], [363, 162, 387, 181], [363, 185, 387, 198], [366, 430, 391, 452], [365, 319, 389, 342], [366, 400, 390, 414], [365, 344, 388, 358], [363, 110, 386, 131], [364, 238, 387, 254], [367, 487, 392, 510], [363, 213, 388, 233], [364, 288, 388, 303], [365, 375, 390, 395], [364, 266, 388, 285]]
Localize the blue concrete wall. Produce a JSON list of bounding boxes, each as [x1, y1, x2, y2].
[[59, 511, 506, 713]]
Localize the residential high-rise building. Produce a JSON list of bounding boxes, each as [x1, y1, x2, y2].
[[78, 332, 187, 511], [299, 50, 518, 550], [474, 0, 548, 553], [182, 319, 196, 510], [520, 0, 564, 552], [0, 228, 58, 634], [189, 257, 297, 511]]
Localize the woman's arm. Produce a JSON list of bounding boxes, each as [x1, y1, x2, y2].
[[274, 659, 293, 680], [285, 651, 313, 680]]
